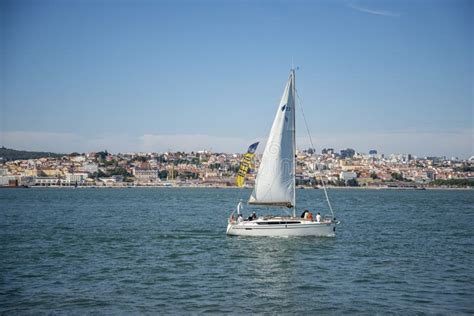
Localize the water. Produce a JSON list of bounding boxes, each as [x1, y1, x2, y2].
[[1, 188, 473, 314]]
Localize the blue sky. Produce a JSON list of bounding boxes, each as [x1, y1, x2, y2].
[[1, 0, 472, 157]]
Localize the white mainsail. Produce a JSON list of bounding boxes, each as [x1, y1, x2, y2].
[[249, 70, 296, 208]]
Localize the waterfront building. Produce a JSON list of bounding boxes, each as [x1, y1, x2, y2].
[[0, 175, 18, 186], [65, 173, 88, 185], [132, 168, 159, 181], [36, 177, 60, 186], [339, 171, 358, 182], [0, 167, 8, 176]]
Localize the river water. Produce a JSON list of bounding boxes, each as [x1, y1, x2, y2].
[[1, 188, 473, 314]]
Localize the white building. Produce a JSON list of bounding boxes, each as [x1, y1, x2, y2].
[[339, 171, 357, 182], [82, 163, 99, 173], [0, 168, 8, 176], [0, 175, 17, 186], [64, 173, 88, 185], [133, 168, 159, 181], [36, 177, 60, 186], [71, 156, 86, 163]]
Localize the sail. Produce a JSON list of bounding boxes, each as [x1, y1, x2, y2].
[[249, 70, 296, 208], [235, 142, 259, 187]]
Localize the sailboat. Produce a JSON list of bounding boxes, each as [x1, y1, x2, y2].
[[226, 69, 339, 237]]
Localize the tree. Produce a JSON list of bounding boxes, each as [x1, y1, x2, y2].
[[103, 159, 117, 166], [134, 156, 148, 163], [159, 170, 169, 179], [209, 163, 221, 170], [391, 172, 404, 181], [109, 167, 132, 177], [346, 179, 359, 187], [454, 165, 474, 172], [331, 179, 345, 186], [0, 147, 63, 161], [95, 150, 108, 160], [370, 172, 378, 180], [432, 179, 474, 187], [91, 170, 107, 178], [157, 155, 167, 163]]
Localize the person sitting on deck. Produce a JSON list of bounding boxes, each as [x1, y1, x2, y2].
[[301, 210, 309, 218], [316, 212, 321, 223], [307, 212, 313, 221], [237, 214, 243, 223], [248, 211, 257, 221]]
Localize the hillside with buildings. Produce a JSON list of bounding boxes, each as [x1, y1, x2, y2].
[[0, 147, 63, 161], [0, 147, 473, 188]]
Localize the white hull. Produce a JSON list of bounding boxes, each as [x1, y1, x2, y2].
[[226, 217, 337, 237]]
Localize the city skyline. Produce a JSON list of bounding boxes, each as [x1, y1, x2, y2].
[[1, 0, 472, 158], [2, 143, 472, 190], [0, 142, 469, 161]]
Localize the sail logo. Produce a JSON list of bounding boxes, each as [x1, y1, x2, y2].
[[281, 104, 291, 112]]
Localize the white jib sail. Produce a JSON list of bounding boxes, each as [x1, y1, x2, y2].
[[249, 70, 296, 207]]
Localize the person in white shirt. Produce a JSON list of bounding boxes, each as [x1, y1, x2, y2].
[[315, 212, 321, 223], [237, 214, 244, 223]]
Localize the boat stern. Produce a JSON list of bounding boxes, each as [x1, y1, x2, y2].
[[226, 222, 234, 235]]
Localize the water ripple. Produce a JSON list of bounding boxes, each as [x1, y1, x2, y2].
[[1, 188, 473, 313]]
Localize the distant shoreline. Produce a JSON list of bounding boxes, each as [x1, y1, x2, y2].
[[9, 185, 472, 191]]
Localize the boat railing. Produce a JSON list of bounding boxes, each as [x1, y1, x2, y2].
[[322, 215, 333, 222]]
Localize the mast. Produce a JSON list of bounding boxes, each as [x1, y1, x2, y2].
[[292, 68, 296, 218]]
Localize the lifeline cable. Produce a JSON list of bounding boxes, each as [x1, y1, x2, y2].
[[296, 89, 335, 219]]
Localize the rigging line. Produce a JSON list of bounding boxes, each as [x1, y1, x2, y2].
[[295, 89, 335, 219]]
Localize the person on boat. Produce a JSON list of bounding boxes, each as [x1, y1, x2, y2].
[[316, 212, 321, 223], [248, 211, 257, 221], [237, 214, 244, 224], [301, 210, 309, 218], [307, 211, 313, 221]]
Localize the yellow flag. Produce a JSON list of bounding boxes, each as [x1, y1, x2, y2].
[[236, 142, 259, 187]]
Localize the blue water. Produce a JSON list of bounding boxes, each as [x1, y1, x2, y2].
[[1, 188, 473, 314]]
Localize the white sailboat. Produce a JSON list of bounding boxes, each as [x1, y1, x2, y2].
[[226, 69, 339, 237]]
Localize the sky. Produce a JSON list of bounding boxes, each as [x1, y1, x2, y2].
[[1, 0, 473, 158]]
